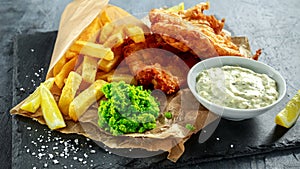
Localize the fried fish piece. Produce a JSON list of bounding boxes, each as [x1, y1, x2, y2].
[[149, 2, 244, 58]]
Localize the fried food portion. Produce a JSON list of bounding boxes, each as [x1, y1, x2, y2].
[[55, 56, 78, 89], [82, 56, 98, 84], [70, 41, 114, 61], [69, 80, 107, 122], [58, 71, 82, 116], [123, 36, 181, 94], [149, 2, 244, 58]]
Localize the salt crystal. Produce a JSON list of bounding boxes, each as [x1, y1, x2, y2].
[[74, 139, 79, 145], [48, 154, 54, 159], [230, 144, 234, 148], [83, 153, 88, 158], [44, 163, 48, 168], [216, 137, 220, 141], [20, 88, 25, 92], [33, 167, 37, 169], [30, 48, 35, 52], [83, 161, 87, 164], [73, 157, 78, 160], [90, 150, 96, 154], [27, 127, 32, 130], [78, 158, 83, 162], [53, 159, 59, 164]]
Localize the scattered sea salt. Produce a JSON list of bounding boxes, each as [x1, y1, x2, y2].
[[53, 159, 59, 164]]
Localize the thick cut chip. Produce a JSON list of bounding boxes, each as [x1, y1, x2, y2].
[[58, 71, 82, 116], [53, 56, 67, 76], [40, 84, 66, 130], [103, 32, 124, 48], [20, 78, 55, 113], [70, 41, 114, 61], [98, 49, 123, 72], [99, 9, 112, 25], [124, 26, 145, 43], [69, 80, 107, 121], [55, 56, 78, 89], [82, 56, 98, 83], [78, 16, 102, 42], [95, 70, 114, 81], [65, 51, 78, 59], [99, 23, 114, 44]]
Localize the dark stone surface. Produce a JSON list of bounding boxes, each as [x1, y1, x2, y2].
[[1, 0, 300, 168]]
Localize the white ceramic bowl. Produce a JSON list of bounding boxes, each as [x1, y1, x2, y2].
[[187, 56, 286, 121]]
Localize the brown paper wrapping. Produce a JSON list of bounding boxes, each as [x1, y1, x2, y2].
[[10, 0, 253, 162]]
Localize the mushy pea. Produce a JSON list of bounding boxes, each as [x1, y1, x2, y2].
[[196, 66, 279, 109]]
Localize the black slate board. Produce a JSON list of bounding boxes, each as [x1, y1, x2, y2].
[[12, 32, 300, 169]]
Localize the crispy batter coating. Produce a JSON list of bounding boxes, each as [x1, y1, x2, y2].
[[149, 2, 244, 58], [123, 36, 181, 94]]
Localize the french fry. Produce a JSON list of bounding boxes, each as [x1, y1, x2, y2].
[[100, 5, 131, 25], [124, 25, 145, 43], [69, 80, 107, 121], [65, 51, 78, 59], [78, 16, 101, 42], [99, 10, 112, 25], [20, 78, 55, 113], [99, 23, 114, 44], [53, 56, 67, 76], [98, 49, 123, 72], [82, 56, 98, 83], [58, 71, 82, 116], [55, 56, 78, 89], [95, 71, 113, 81], [69, 41, 114, 61], [103, 32, 124, 48]]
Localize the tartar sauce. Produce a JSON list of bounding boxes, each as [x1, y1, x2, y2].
[[196, 66, 279, 109]]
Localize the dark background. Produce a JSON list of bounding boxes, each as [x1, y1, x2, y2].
[[1, 0, 300, 168]]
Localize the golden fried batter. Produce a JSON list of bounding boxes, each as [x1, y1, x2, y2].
[[149, 2, 244, 58]]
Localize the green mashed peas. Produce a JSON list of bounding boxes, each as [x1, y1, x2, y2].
[[98, 81, 160, 136], [196, 66, 279, 109]]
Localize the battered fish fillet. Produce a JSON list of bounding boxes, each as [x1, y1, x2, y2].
[[123, 35, 180, 94], [149, 2, 244, 58]]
